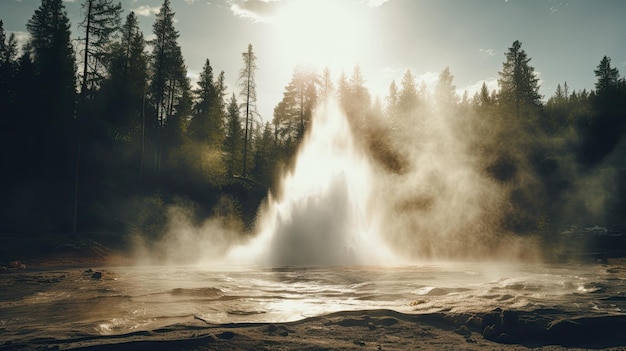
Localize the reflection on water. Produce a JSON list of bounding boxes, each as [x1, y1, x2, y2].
[[1, 263, 625, 342]]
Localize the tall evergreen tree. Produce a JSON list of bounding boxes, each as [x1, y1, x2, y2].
[[0, 20, 20, 202], [105, 11, 148, 138], [579, 55, 626, 166], [252, 121, 275, 185], [289, 67, 318, 139], [473, 82, 492, 107], [272, 67, 319, 143], [594, 56, 620, 99], [340, 65, 371, 123], [190, 59, 215, 140], [434, 66, 457, 111], [26, 0, 78, 231], [27, 0, 77, 122], [385, 80, 399, 118], [78, 0, 122, 100], [224, 93, 243, 177], [215, 70, 227, 123], [398, 69, 418, 113], [189, 59, 225, 148], [497, 40, 542, 114], [0, 20, 18, 113], [319, 66, 334, 104], [238, 43, 258, 177], [149, 0, 190, 176]]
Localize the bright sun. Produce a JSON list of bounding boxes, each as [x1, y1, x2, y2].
[[270, 0, 371, 71]]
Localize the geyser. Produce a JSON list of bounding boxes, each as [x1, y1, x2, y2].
[[227, 99, 394, 266]]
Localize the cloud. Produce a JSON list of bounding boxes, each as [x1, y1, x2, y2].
[[415, 71, 440, 92], [132, 4, 160, 17], [230, 0, 283, 22], [534, 70, 544, 91], [8, 31, 30, 53], [362, 0, 391, 7], [458, 77, 499, 98], [479, 48, 497, 57], [187, 70, 200, 86], [547, 0, 568, 13], [184, 0, 198, 3]]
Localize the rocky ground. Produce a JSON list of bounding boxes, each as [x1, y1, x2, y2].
[[3, 309, 626, 350]]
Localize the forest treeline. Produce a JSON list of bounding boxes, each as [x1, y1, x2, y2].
[[1, 0, 625, 242]]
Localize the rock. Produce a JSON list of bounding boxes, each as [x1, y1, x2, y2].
[[501, 310, 519, 332], [216, 331, 235, 340], [378, 317, 398, 326], [480, 309, 522, 342], [465, 315, 482, 328], [91, 271, 103, 279], [480, 310, 502, 332], [353, 340, 366, 346], [454, 325, 471, 336], [482, 324, 499, 340], [266, 324, 290, 336], [495, 332, 517, 344]]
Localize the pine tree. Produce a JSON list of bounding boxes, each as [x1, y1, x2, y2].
[[0, 20, 18, 113], [385, 80, 399, 117], [106, 11, 149, 137], [290, 67, 318, 139], [224, 93, 242, 177], [319, 67, 334, 104], [149, 0, 190, 175], [594, 56, 620, 99], [340, 64, 371, 123], [579, 55, 626, 166], [473, 81, 492, 107], [0, 20, 20, 206], [27, 0, 77, 122], [272, 67, 319, 143], [434, 66, 457, 111], [27, 0, 78, 231], [252, 121, 275, 185], [190, 59, 215, 141], [497, 40, 542, 114], [238, 43, 258, 177], [398, 69, 418, 113], [349, 64, 370, 108], [189, 60, 225, 148], [78, 0, 122, 100]]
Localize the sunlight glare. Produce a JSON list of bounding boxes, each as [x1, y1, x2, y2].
[[270, 0, 370, 71]]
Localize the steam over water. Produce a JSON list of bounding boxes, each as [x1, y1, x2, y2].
[[227, 100, 394, 266], [224, 96, 538, 265]]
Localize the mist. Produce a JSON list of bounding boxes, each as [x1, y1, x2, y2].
[[130, 196, 246, 266], [131, 88, 623, 266]]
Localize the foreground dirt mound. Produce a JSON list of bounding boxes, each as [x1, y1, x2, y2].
[[4, 309, 624, 351]]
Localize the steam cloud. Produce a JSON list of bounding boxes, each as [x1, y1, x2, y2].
[[133, 87, 621, 265]]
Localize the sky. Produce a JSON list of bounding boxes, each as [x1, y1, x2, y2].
[[1, 0, 625, 120]]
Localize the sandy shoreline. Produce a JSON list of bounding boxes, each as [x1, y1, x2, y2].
[[3, 308, 625, 350]]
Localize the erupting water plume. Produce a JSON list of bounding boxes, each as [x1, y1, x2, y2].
[[226, 99, 395, 266]]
